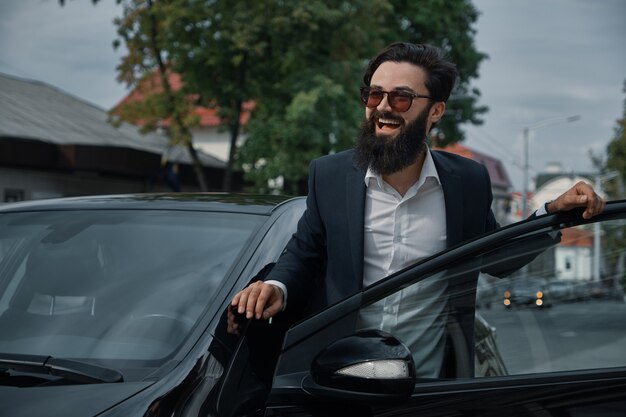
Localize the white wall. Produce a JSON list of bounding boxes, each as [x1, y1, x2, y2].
[[555, 246, 592, 281], [191, 126, 247, 163]]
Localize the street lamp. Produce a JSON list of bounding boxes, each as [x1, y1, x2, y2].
[[521, 115, 581, 218], [593, 171, 619, 281]]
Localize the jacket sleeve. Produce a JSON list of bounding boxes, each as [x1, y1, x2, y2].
[[267, 159, 327, 311]]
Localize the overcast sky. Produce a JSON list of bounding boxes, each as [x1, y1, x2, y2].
[[1, 0, 624, 191]]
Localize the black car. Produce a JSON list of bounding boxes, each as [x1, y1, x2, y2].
[[1, 194, 626, 416], [502, 275, 551, 309]]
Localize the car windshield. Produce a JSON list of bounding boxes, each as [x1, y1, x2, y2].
[[0, 209, 262, 365]]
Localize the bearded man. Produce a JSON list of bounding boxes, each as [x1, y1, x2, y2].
[[231, 42, 605, 377]]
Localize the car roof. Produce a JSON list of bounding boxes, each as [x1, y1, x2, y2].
[[0, 193, 304, 215]]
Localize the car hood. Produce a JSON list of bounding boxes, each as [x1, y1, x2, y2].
[[0, 381, 154, 417]]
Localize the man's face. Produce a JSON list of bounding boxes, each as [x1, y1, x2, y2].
[[365, 61, 437, 138], [354, 61, 444, 175]]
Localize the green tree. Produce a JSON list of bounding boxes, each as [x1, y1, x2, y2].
[[162, 0, 394, 193], [237, 0, 487, 194], [233, 1, 392, 194], [605, 80, 626, 198], [69, 0, 486, 194], [386, 0, 488, 146], [601, 80, 626, 289], [110, 0, 209, 190], [160, 0, 268, 191]]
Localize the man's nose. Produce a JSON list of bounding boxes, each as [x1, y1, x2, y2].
[[376, 92, 393, 112]]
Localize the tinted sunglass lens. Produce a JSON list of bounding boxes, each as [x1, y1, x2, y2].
[[365, 90, 383, 108], [388, 92, 411, 112]]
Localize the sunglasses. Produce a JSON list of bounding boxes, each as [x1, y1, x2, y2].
[[360, 86, 433, 112]]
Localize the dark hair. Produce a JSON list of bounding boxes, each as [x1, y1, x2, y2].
[[362, 42, 458, 102]]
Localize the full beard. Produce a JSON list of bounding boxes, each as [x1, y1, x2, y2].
[[354, 108, 430, 176]]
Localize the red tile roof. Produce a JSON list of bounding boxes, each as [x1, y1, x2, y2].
[[433, 143, 512, 189], [112, 70, 253, 128]]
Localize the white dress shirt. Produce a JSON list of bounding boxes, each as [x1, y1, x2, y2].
[[362, 148, 447, 286], [357, 148, 449, 378]]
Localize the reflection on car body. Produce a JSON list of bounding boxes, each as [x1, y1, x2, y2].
[[474, 313, 507, 377], [1, 195, 626, 417], [476, 273, 497, 309]]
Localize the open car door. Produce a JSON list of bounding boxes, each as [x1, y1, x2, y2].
[[262, 201, 626, 417]]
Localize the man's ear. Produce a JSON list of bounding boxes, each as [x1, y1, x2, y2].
[[429, 101, 446, 124]]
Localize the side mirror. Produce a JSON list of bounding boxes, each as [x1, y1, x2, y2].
[[302, 330, 416, 403]]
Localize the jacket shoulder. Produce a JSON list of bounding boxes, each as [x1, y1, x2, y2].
[[432, 149, 488, 175], [314, 149, 355, 166], [311, 149, 360, 176]]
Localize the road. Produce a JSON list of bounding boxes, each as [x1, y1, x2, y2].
[[479, 300, 626, 375]]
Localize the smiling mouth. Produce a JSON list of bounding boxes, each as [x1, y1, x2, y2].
[[376, 117, 402, 130]]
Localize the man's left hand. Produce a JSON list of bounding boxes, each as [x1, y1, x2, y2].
[[546, 181, 606, 219]]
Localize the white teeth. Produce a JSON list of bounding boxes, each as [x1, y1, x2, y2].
[[378, 118, 400, 125]]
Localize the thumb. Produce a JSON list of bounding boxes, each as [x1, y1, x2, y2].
[[262, 289, 284, 319]]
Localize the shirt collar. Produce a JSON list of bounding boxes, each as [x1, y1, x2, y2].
[[364, 147, 441, 189]]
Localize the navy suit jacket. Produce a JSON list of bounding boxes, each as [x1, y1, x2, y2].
[[271, 148, 499, 313]]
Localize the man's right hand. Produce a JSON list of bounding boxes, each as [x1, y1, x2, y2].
[[231, 281, 284, 321]]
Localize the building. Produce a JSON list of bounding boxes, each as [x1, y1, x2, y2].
[[528, 163, 608, 283], [433, 143, 513, 225], [0, 72, 227, 202], [112, 71, 253, 163], [557, 227, 594, 281]]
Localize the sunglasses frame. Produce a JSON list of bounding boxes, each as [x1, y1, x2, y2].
[[360, 86, 433, 112]]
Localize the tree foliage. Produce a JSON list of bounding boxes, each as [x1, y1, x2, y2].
[[605, 80, 626, 198], [600, 80, 626, 288], [110, 0, 209, 190], [236, 0, 488, 193], [89, 0, 487, 193]]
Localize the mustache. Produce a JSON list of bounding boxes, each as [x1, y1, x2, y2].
[[368, 110, 405, 125]]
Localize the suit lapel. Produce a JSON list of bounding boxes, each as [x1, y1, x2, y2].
[[432, 151, 464, 248], [343, 151, 464, 286], [346, 162, 366, 287]]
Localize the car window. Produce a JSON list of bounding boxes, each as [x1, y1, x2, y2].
[[476, 218, 626, 377], [240, 199, 306, 282], [0, 209, 263, 370], [353, 215, 626, 380]]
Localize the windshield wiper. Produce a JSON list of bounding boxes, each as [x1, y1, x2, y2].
[[0, 353, 123, 384]]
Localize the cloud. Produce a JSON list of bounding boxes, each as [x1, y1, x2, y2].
[[0, 0, 127, 109], [467, 0, 625, 190]]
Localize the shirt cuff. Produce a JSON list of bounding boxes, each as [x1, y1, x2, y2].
[[265, 280, 288, 311], [536, 200, 551, 216]]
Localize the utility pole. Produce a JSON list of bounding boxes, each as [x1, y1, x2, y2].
[[521, 115, 581, 218], [593, 171, 619, 281], [519, 115, 580, 282]]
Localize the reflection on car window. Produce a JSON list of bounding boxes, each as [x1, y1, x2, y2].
[[0, 210, 262, 367], [357, 265, 506, 379], [358, 272, 449, 378], [242, 201, 305, 282], [477, 219, 626, 376], [355, 216, 626, 381]]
